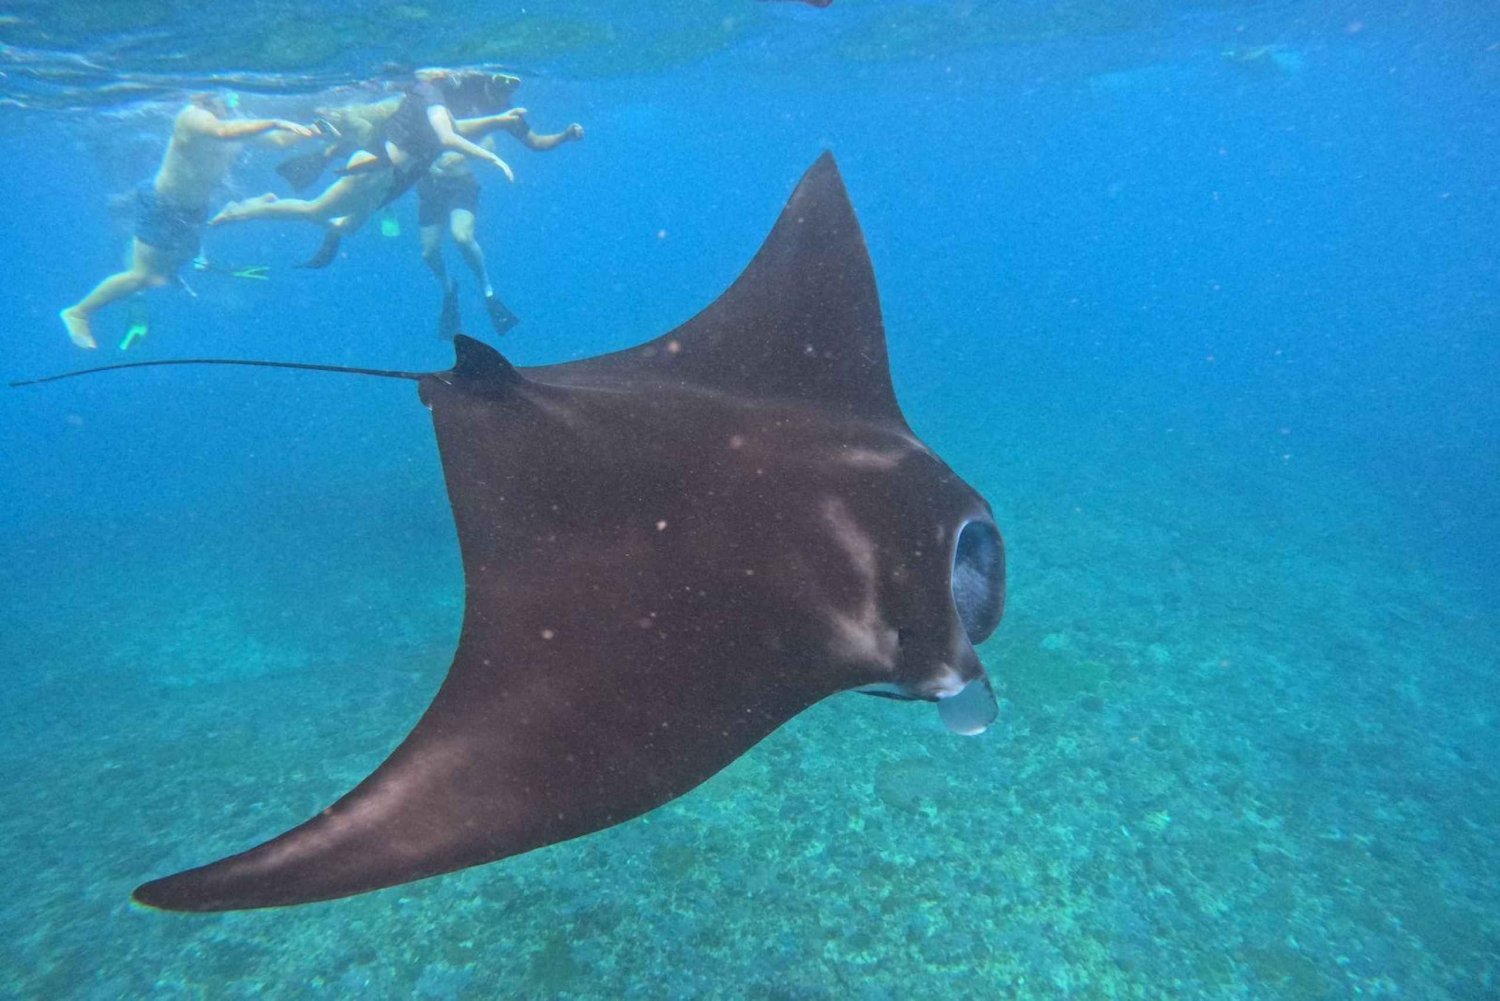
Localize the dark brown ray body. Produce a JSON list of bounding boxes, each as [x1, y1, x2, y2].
[[100, 153, 1005, 911]]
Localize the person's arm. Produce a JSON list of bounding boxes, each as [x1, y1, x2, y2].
[[455, 108, 585, 151], [179, 106, 316, 143], [427, 105, 514, 181], [519, 121, 584, 152], [255, 128, 315, 149], [453, 109, 526, 138]]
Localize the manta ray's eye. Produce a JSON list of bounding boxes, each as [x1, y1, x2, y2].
[[951, 520, 1003, 643]]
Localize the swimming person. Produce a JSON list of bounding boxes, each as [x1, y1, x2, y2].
[[209, 70, 523, 268], [421, 108, 585, 338], [271, 96, 402, 192], [59, 94, 316, 349]]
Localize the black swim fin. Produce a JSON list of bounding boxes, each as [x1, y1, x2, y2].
[[297, 231, 342, 270], [485, 293, 519, 336], [439, 281, 462, 340], [275, 151, 330, 193]]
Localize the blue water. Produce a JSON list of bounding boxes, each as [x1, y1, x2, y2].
[[2, 2, 1497, 998]]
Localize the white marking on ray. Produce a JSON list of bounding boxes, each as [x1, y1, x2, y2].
[[820, 496, 897, 669], [838, 446, 905, 471]]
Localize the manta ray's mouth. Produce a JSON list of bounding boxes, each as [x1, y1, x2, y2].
[[931, 518, 1004, 735], [850, 517, 1003, 734], [952, 519, 1003, 645], [936, 675, 998, 736]]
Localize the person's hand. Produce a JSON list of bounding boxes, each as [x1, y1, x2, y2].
[[275, 120, 318, 138], [494, 108, 528, 135], [565, 123, 585, 141], [491, 154, 515, 182]]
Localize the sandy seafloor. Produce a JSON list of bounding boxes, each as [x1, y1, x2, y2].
[[2, 2, 1498, 999]]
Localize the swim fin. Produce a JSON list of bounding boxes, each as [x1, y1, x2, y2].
[[119, 300, 149, 351], [485, 293, 519, 336], [297, 230, 342, 269], [275, 151, 329, 193], [438, 281, 461, 340], [378, 207, 401, 238]]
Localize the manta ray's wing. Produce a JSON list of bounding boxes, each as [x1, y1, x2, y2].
[[528, 152, 907, 429], [133, 154, 1002, 912]]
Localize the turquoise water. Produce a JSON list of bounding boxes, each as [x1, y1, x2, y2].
[[2, 2, 1498, 998]]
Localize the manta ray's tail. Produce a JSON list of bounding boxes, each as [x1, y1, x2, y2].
[[9, 358, 425, 389]]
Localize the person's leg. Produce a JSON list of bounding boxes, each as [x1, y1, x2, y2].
[[295, 201, 382, 270], [417, 177, 462, 338], [424, 219, 462, 337], [452, 209, 518, 335], [211, 172, 376, 227], [448, 209, 492, 296], [417, 177, 449, 285], [420, 223, 448, 285], [59, 240, 175, 349]]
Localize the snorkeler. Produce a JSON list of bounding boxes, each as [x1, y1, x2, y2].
[[58, 94, 316, 349], [271, 96, 402, 192], [422, 108, 585, 338], [209, 69, 523, 269]]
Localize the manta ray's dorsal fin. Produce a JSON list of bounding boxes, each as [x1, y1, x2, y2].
[[416, 336, 526, 409], [428, 335, 525, 399], [451, 335, 520, 385], [535, 153, 906, 428]]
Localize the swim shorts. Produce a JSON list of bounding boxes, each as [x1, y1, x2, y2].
[[134, 183, 207, 257], [417, 171, 481, 227]]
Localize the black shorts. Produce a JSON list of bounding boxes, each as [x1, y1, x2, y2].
[[417, 171, 480, 227], [134, 183, 206, 257]]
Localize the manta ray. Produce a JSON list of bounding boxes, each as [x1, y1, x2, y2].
[[15, 153, 1004, 911]]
